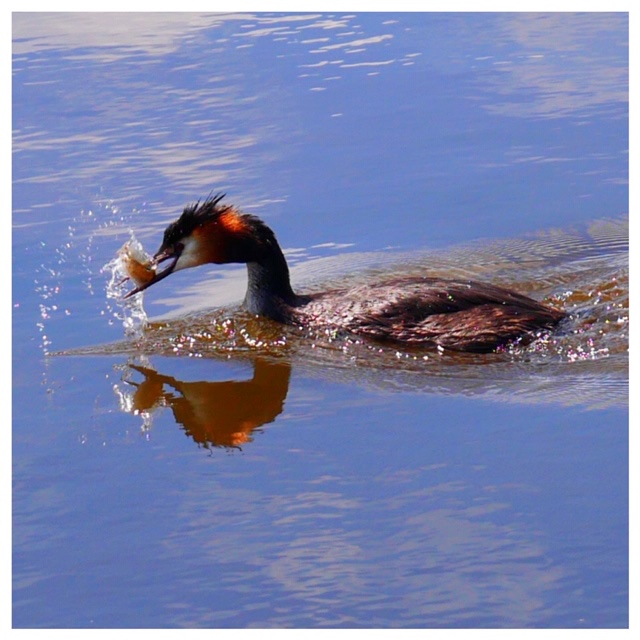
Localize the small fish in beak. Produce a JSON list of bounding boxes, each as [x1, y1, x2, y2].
[[123, 244, 183, 298]]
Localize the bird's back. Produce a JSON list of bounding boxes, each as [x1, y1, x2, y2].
[[291, 276, 565, 352]]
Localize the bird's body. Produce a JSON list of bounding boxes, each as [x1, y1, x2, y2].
[[285, 277, 563, 352]]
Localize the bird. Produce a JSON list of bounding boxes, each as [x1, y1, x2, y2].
[[124, 193, 565, 353]]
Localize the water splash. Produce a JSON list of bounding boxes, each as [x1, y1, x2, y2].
[[102, 231, 152, 339], [32, 199, 135, 354]]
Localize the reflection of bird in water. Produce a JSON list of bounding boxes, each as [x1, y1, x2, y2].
[[125, 194, 565, 353], [126, 358, 291, 449]]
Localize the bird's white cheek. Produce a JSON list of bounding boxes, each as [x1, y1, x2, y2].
[[174, 237, 203, 271]]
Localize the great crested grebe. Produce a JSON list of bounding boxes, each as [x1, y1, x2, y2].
[[124, 193, 565, 353]]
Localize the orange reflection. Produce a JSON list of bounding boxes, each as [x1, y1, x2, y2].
[[125, 358, 291, 449]]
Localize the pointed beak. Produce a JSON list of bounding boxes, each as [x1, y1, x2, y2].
[[123, 246, 182, 299]]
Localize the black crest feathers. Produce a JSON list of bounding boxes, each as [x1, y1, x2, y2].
[[160, 192, 229, 249]]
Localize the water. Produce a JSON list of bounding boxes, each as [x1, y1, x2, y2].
[[12, 13, 628, 628]]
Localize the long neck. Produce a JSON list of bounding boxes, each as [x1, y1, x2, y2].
[[241, 230, 299, 320]]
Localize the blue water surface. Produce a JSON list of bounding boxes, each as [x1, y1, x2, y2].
[[12, 12, 628, 628]]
